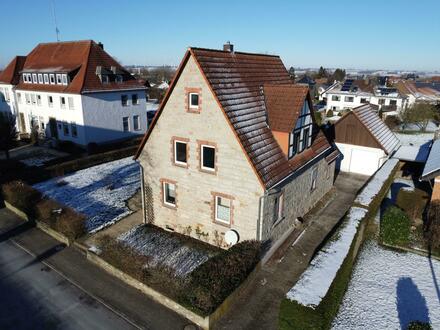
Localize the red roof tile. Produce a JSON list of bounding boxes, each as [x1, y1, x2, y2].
[[0, 56, 26, 85], [15, 40, 144, 94]]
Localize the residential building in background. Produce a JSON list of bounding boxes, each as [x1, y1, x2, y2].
[[0, 56, 26, 118], [135, 44, 339, 248], [0, 40, 150, 146]]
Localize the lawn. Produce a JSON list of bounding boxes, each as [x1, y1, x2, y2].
[[33, 157, 140, 233]]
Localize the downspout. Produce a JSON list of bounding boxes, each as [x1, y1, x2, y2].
[[257, 192, 267, 241], [138, 161, 147, 224]]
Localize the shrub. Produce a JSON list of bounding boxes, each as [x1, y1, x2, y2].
[[181, 240, 261, 315], [1, 180, 42, 216], [407, 321, 432, 330], [326, 109, 334, 117], [55, 207, 86, 240], [385, 115, 402, 130], [427, 201, 440, 250], [381, 206, 411, 246]]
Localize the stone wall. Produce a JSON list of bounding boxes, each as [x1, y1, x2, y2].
[[262, 156, 335, 243]]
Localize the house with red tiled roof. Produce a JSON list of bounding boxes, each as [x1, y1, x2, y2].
[[0, 56, 26, 117], [134, 44, 339, 248], [1, 40, 149, 145]]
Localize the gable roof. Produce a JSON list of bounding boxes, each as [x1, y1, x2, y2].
[[264, 84, 310, 133], [135, 47, 334, 188], [0, 56, 26, 85], [336, 104, 400, 154], [421, 139, 440, 180], [15, 40, 144, 94]]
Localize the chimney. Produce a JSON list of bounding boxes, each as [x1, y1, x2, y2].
[[223, 41, 234, 53], [97, 42, 104, 50]]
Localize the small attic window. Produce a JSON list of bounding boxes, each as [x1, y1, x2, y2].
[[102, 75, 110, 84], [62, 74, 68, 85], [50, 74, 55, 84], [56, 74, 62, 84], [115, 75, 123, 83]]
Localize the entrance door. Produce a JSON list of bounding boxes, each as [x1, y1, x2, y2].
[[49, 117, 58, 139]]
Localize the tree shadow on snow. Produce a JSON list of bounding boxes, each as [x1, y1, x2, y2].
[[396, 277, 430, 329]]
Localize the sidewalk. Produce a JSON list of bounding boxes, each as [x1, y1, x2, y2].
[[0, 207, 192, 330], [214, 172, 368, 330]]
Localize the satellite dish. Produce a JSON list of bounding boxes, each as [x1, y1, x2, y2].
[[225, 230, 239, 245]]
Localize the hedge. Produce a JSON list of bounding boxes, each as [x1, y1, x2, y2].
[[2, 180, 86, 240], [407, 321, 432, 330], [279, 160, 399, 330], [381, 206, 411, 247]]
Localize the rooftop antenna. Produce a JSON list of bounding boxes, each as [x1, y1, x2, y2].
[[51, 0, 60, 41]]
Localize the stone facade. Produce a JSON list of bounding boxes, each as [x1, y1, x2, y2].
[[138, 55, 264, 248], [261, 156, 335, 243]]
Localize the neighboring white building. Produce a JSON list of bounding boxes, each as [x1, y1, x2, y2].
[[0, 40, 149, 146], [395, 80, 440, 107], [333, 104, 400, 175], [0, 56, 26, 119], [322, 80, 407, 116]]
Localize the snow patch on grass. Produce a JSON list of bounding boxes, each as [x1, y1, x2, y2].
[[118, 225, 218, 277], [332, 240, 440, 329], [395, 132, 434, 146], [355, 159, 399, 207], [34, 157, 140, 233], [286, 207, 368, 307]]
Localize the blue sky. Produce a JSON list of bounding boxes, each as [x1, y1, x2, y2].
[[1, 0, 439, 71]]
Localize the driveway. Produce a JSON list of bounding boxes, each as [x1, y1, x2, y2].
[[214, 172, 368, 330], [0, 207, 193, 330]]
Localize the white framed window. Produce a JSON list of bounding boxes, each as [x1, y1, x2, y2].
[[25, 93, 30, 104], [62, 74, 68, 85], [60, 96, 66, 108], [68, 97, 74, 109], [5, 90, 10, 102], [39, 116, 45, 130], [49, 74, 55, 84], [132, 94, 139, 105], [215, 196, 231, 224], [31, 94, 36, 104], [32, 74, 37, 83], [189, 92, 199, 109], [274, 193, 284, 223], [56, 74, 62, 84], [62, 122, 69, 136], [133, 115, 140, 131], [360, 98, 367, 104], [38, 74, 43, 84], [48, 95, 53, 107], [344, 96, 354, 102], [36, 94, 41, 106], [331, 95, 340, 101], [27, 73, 32, 82], [121, 95, 128, 106], [17, 92, 22, 103], [71, 122, 77, 138], [174, 140, 187, 165], [201, 144, 215, 171], [23, 74, 28, 83], [122, 116, 129, 132], [115, 75, 123, 83], [311, 167, 318, 191], [43, 74, 49, 84], [163, 181, 176, 207]]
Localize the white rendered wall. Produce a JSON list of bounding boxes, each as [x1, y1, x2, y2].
[[336, 143, 386, 175]]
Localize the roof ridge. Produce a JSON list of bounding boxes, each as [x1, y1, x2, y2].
[[37, 40, 93, 46], [190, 47, 281, 58]]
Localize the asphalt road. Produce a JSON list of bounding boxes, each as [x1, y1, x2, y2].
[[0, 238, 136, 330]]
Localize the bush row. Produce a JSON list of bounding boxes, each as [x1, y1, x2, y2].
[[1, 180, 86, 240]]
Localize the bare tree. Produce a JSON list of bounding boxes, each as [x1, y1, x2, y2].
[[0, 112, 18, 159]]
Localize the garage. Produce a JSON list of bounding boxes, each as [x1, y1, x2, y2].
[[333, 104, 400, 176]]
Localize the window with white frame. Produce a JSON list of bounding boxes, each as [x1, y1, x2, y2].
[[122, 116, 129, 132], [38, 74, 43, 84], [378, 98, 385, 105], [132, 94, 139, 105], [60, 96, 66, 108], [71, 123, 77, 137], [49, 74, 55, 84], [201, 144, 215, 171], [44, 74, 49, 84], [133, 115, 140, 131], [31, 94, 36, 104], [56, 74, 62, 84], [288, 101, 313, 158], [62, 74, 68, 85], [23, 74, 28, 83], [189, 93, 199, 109], [121, 95, 128, 106], [68, 97, 74, 109], [48, 95, 53, 107], [360, 98, 368, 104], [27, 73, 32, 82], [5, 90, 10, 102], [311, 167, 318, 191], [344, 96, 354, 102], [115, 75, 123, 83], [63, 122, 69, 136], [174, 140, 187, 165], [331, 95, 340, 101], [32, 74, 37, 83], [25, 93, 30, 104], [274, 193, 284, 223], [390, 99, 397, 106], [39, 117, 45, 130], [17, 92, 21, 103], [215, 196, 231, 224], [163, 181, 176, 207], [36, 94, 41, 106]]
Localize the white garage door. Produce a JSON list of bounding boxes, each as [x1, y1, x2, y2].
[[349, 148, 380, 175]]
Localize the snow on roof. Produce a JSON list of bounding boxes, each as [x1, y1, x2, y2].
[[355, 158, 399, 207], [421, 139, 440, 180], [392, 143, 431, 163], [286, 207, 368, 307]]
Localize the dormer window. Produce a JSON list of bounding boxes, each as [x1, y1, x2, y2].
[[38, 74, 43, 84], [32, 74, 37, 83], [62, 74, 68, 85], [115, 75, 123, 83], [23, 74, 28, 83], [102, 75, 110, 84], [44, 74, 49, 84], [56, 74, 62, 84], [49, 74, 55, 84]]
